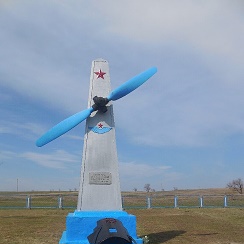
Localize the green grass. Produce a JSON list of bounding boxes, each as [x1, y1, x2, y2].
[[0, 208, 243, 244]]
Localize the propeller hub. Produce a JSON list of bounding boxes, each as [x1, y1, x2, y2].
[[92, 96, 109, 113]]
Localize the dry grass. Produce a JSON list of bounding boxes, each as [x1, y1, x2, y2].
[[0, 208, 243, 244], [131, 208, 244, 244], [123, 188, 235, 196], [0, 209, 69, 244]]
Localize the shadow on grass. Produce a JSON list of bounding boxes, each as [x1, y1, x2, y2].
[[147, 230, 186, 243]]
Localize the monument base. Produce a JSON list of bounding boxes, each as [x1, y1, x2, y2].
[[59, 211, 143, 244]]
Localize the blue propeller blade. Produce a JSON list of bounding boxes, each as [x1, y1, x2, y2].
[[36, 66, 157, 147], [36, 107, 94, 147], [107, 67, 157, 101]]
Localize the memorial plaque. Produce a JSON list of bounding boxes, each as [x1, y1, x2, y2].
[[89, 172, 112, 185]]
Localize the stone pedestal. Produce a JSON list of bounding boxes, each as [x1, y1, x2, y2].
[[59, 211, 143, 244]]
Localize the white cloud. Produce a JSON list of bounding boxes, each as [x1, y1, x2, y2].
[[0, 150, 17, 160], [0, 1, 244, 191], [90, 1, 244, 65], [0, 121, 45, 141], [65, 135, 84, 141], [119, 161, 171, 178], [114, 59, 244, 147], [0, 149, 79, 170], [21, 150, 80, 169], [119, 161, 186, 191], [0, 1, 90, 113]]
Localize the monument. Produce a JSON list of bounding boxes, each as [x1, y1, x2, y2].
[[36, 59, 157, 244]]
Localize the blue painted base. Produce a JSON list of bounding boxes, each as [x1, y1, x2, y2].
[[59, 211, 143, 244]]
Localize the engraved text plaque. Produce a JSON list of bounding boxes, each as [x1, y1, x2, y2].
[[89, 172, 112, 185]]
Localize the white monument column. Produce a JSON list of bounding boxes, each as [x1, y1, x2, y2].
[[77, 59, 122, 211], [36, 59, 157, 244]]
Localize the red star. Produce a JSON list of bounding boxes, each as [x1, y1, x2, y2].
[[94, 69, 106, 79], [98, 123, 103, 128]]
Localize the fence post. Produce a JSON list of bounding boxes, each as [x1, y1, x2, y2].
[[147, 197, 151, 209], [224, 195, 228, 207], [200, 196, 203, 208], [26, 195, 31, 209], [174, 196, 178, 208], [121, 196, 124, 209], [58, 195, 63, 209]]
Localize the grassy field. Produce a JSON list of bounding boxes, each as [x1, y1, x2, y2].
[[1, 188, 243, 209], [0, 208, 243, 244]]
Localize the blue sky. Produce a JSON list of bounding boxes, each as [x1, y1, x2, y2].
[[0, 1, 244, 191]]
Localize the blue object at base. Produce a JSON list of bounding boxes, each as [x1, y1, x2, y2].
[[59, 211, 143, 244]]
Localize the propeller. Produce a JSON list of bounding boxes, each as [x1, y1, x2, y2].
[[36, 66, 157, 147], [36, 108, 94, 147], [107, 67, 157, 101]]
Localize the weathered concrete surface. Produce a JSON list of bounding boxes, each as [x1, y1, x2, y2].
[[77, 59, 122, 211]]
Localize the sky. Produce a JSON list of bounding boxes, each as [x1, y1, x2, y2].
[[0, 0, 244, 192]]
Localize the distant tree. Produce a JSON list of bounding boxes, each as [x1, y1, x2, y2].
[[133, 188, 138, 192], [227, 178, 243, 194], [144, 183, 151, 193], [151, 189, 156, 193]]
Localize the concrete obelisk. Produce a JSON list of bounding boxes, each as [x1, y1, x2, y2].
[[60, 59, 142, 244], [77, 59, 122, 211]]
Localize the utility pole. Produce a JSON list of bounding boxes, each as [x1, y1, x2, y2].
[[17, 178, 19, 192]]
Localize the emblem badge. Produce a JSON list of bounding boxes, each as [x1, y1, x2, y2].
[[89, 122, 112, 134]]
